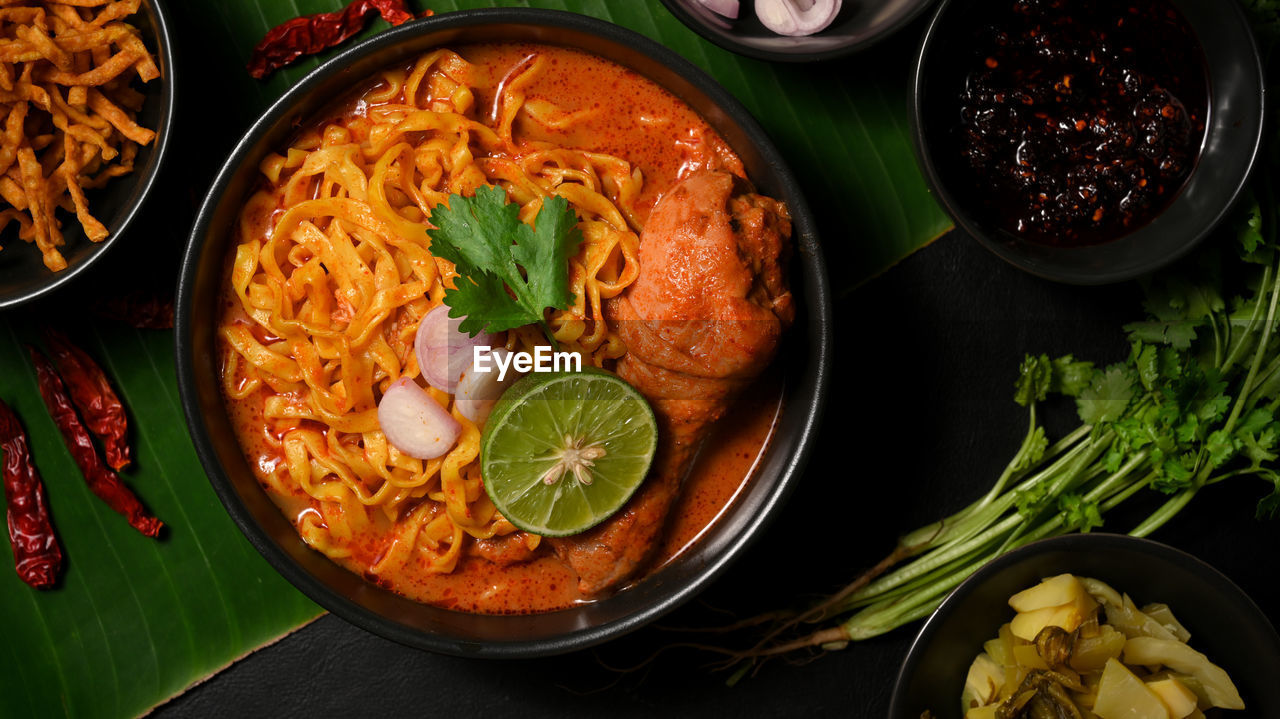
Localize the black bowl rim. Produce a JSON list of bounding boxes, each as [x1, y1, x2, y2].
[[887, 533, 1280, 717], [658, 0, 940, 63], [176, 8, 833, 658], [909, 0, 1267, 285], [0, 0, 176, 310]]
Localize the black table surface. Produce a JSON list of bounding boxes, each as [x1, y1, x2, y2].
[[77, 4, 1273, 717]]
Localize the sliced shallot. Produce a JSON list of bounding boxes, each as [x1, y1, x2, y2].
[[697, 0, 740, 19], [415, 304, 495, 393], [455, 348, 523, 426], [378, 378, 461, 460], [755, 0, 841, 36]]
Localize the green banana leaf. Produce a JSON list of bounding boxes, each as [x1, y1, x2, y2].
[[0, 1, 948, 717], [0, 321, 323, 719]]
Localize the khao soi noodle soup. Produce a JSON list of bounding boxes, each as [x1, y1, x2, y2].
[[216, 43, 792, 614]]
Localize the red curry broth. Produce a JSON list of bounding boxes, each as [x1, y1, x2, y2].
[[219, 42, 780, 614]]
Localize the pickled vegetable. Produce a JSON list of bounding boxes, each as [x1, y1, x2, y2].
[[1094, 658, 1169, 719], [1080, 577, 1123, 609], [963, 653, 1005, 710], [1107, 595, 1179, 642], [952, 575, 1243, 718], [1123, 638, 1244, 710], [1142, 604, 1192, 644], [1009, 592, 1097, 641], [1147, 677, 1199, 718], [965, 706, 999, 719], [1069, 625, 1126, 673], [1009, 574, 1089, 612]]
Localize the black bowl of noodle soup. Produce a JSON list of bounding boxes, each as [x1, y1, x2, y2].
[[177, 8, 831, 657]]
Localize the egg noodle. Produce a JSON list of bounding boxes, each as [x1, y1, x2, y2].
[[220, 49, 641, 576]]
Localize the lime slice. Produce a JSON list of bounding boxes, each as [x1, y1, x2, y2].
[[480, 368, 658, 537]]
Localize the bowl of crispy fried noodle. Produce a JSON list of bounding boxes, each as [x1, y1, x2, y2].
[[0, 0, 173, 309]]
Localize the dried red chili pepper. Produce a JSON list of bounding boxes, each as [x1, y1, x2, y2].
[[44, 330, 131, 472], [95, 291, 174, 330], [28, 348, 163, 539], [247, 0, 415, 79], [0, 399, 63, 589]]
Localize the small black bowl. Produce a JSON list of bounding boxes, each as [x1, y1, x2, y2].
[[911, 0, 1265, 284], [659, 0, 938, 62], [176, 9, 831, 658], [889, 534, 1280, 718], [0, 0, 175, 310]]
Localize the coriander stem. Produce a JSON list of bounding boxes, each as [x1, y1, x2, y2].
[[940, 434, 1098, 539], [844, 595, 948, 641], [981, 404, 1040, 503], [1222, 264, 1272, 374], [538, 320, 560, 351], [1130, 487, 1197, 537], [1245, 349, 1280, 411], [1082, 450, 1150, 504], [1225, 179, 1280, 432], [839, 542, 991, 612], [851, 512, 1025, 601], [1223, 261, 1280, 435], [895, 424, 1094, 551], [1100, 472, 1154, 512], [1041, 430, 1113, 498], [847, 519, 1076, 641], [844, 555, 989, 639], [1209, 310, 1225, 369]]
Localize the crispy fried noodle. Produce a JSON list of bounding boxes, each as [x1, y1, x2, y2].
[[0, 0, 159, 271], [221, 50, 642, 576]]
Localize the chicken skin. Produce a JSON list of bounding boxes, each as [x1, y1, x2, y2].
[[550, 171, 793, 594]]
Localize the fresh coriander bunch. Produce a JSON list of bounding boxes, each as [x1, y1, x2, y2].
[[715, 149, 1280, 675]]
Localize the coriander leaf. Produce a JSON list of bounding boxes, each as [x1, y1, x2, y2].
[[1172, 276, 1225, 323], [1015, 354, 1053, 407], [446, 271, 534, 336], [1077, 365, 1136, 425], [1174, 413, 1200, 444], [1198, 395, 1232, 425], [1236, 197, 1275, 265], [1157, 346, 1183, 384], [1103, 445, 1125, 474], [510, 195, 582, 315], [1058, 493, 1103, 533], [429, 186, 524, 280], [1124, 320, 1198, 350], [1107, 415, 1156, 473], [1160, 363, 1227, 434], [1015, 484, 1050, 520], [428, 187, 582, 338], [1242, 430, 1280, 466], [1155, 454, 1195, 494], [1241, 200, 1265, 255], [1237, 407, 1275, 435], [1207, 428, 1242, 468], [1134, 342, 1159, 392], [1125, 320, 1170, 345], [1051, 355, 1095, 397], [1112, 415, 1155, 451]]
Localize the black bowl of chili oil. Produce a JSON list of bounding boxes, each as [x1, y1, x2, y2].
[[911, 0, 1265, 284]]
